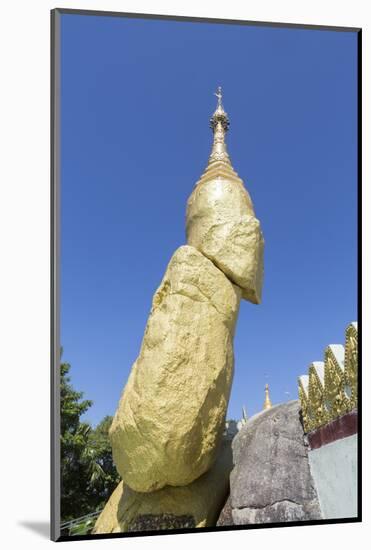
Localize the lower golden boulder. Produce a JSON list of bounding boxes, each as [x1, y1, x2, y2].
[[93, 439, 233, 533]]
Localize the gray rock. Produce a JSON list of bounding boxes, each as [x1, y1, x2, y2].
[[216, 496, 234, 526], [230, 401, 322, 524]]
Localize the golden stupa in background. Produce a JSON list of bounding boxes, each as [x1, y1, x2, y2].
[[263, 384, 272, 410]]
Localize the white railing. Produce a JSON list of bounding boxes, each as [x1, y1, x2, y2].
[[60, 509, 102, 533]]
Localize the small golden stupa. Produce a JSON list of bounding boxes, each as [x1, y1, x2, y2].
[[263, 383, 272, 410]]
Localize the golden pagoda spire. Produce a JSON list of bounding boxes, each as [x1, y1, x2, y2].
[[192, 86, 254, 200], [208, 86, 231, 166], [263, 383, 272, 410]]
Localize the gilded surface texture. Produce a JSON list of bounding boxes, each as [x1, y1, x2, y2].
[[308, 362, 328, 429], [186, 181, 264, 304], [109, 245, 241, 492], [323, 345, 347, 420], [298, 376, 311, 432], [298, 322, 358, 433], [344, 322, 358, 410]]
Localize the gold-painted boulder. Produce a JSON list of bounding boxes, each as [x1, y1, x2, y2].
[[110, 245, 241, 492], [186, 178, 264, 304], [93, 438, 233, 533]]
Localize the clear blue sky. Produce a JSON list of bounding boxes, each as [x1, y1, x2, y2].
[[60, 13, 357, 427]]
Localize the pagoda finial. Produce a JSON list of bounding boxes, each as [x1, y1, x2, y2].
[[208, 86, 231, 165], [210, 86, 229, 131], [263, 383, 272, 410], [214, 86, 223, 108]]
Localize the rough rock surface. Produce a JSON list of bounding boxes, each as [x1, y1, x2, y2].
[[110, 245, 241, 492], [93, 439, 233, 533], [229, 401, 322, 524], [216, 495, 233, 527], [186, 178, 264, 304]]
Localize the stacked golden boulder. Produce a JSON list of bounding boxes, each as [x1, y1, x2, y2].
[[298, 322, 358, 433], [94, 89, 264, 533]]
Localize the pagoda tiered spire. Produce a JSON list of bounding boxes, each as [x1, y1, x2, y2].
[[208, 86, 232, 166], [193, 87, 252, 198], [263, 384, 273, 410]]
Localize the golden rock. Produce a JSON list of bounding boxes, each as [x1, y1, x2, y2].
[[93, 439, 233, 533], [109, 245, 241, 492], [186, 89, 264, 304]]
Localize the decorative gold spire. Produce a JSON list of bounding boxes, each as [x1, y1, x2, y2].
[[192, 86, 253, 198], [208, 86, 231, 166], [263, 384, 272, 410], [298, 322, 358, 433]]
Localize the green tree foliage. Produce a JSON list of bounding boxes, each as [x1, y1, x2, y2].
[[86, 416, 121, 508], [60, 361, 93, 521], [60, 361, 120, 522]]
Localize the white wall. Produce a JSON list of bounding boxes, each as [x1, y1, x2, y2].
[[309, 435, 358, 519]]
